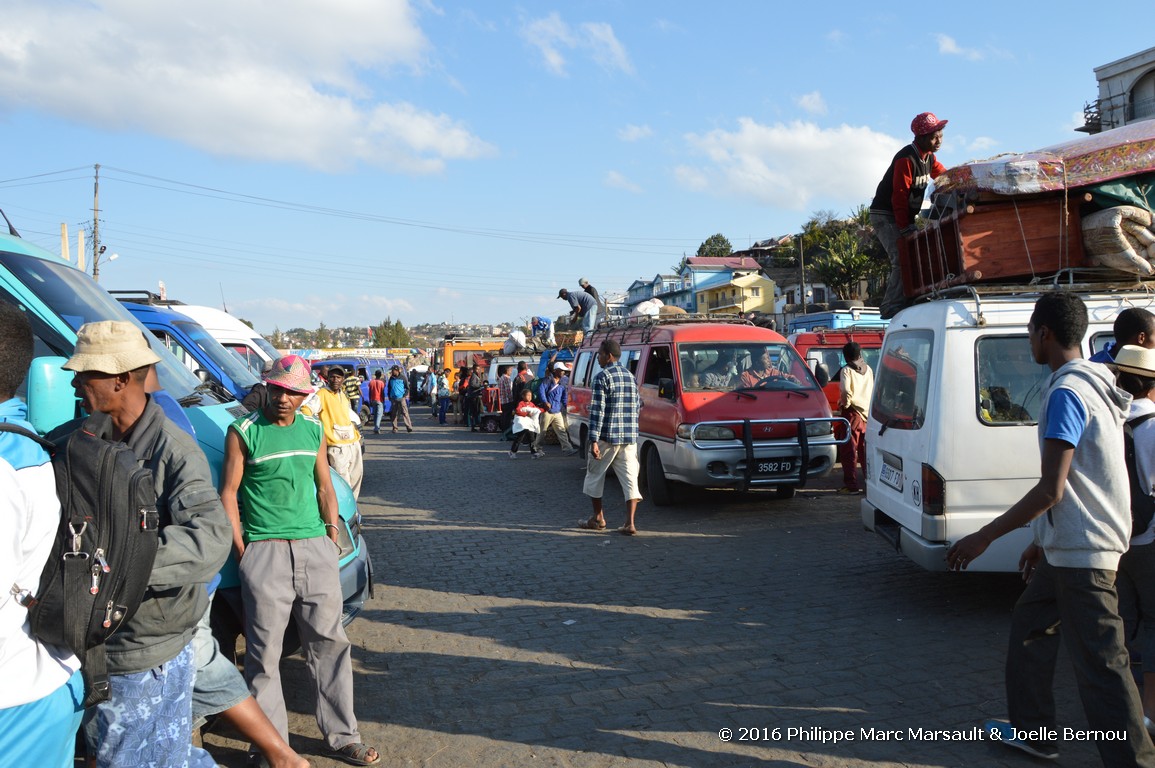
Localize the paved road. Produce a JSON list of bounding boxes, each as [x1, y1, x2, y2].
[[207, 420, 1103, 767]]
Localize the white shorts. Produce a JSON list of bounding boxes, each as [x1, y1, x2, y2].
[[582, 441, 641, 501]]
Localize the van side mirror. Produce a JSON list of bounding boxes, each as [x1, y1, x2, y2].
[[657, 377, 676, 399], [26, 356, 79, 435], [814, 364, 830, 387], [194, 368, 211, 383]]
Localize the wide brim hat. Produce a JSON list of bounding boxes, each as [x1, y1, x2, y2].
[[62, 320, 161, 374], [1114, 345, 1155, 377], [264, 355, 314, 394]]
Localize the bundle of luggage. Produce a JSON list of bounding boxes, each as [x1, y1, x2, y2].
[[900, 121, 1155, 297]]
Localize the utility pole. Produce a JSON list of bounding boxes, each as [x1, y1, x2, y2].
[[798, 233, 806, 312], [90, 164, 101, 282]]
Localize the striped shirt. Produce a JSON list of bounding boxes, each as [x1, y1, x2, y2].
[[588, 361, 639, 445]]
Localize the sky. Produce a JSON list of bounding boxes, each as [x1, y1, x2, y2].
[[0, 1, 1151, 335]]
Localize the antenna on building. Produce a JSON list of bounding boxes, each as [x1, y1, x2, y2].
[[219, 283, 229, 313]]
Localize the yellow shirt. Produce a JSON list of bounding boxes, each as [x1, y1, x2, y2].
[[302, 387, 361, 445]]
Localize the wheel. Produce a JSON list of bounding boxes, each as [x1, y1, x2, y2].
[[645, 446, 673, 506], [360, 404, 371, 424], [579, 426, 588, 456], [479, 414, 501, 433], [774, 485, 797, 500]]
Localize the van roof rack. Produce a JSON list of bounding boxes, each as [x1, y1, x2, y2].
[[912, 268, 1155, 303], [108, 290, 189, 307], [592, 313, 755, 331]]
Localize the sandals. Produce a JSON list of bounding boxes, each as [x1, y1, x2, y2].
[[328, 743, 381, 766], [618, 525, 637, 536], [577, 516, 606, 531]]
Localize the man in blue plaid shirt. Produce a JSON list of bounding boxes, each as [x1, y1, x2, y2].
[[578, 339, 642, 535]]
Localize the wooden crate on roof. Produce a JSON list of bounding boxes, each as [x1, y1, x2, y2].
[[899, 196, 1086, 297], [555, 330, 584, 347]]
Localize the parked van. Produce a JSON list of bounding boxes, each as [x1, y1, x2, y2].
[[309, 356, 406, 422], [789, 327, 887, 416], [566, 317, 844, 505], [0, 223, 371, 649], [434, 337, 506, 390], [860, 288, 1143, 572], [788, 307, 889, 333], [114, 292, 261, 402], [175, 304, 280, 375]]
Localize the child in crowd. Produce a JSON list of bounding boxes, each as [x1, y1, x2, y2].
[[509, 388, 544, 458]]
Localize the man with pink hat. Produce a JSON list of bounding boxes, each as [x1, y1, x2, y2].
[[869, 111, 948, 319], [220, 355, 380, 766]]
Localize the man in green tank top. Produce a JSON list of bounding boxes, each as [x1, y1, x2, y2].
[[219, 355, 380, 766]]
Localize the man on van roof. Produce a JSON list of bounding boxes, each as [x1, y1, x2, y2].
[[947, 293, 1154, 764], [1088, 307, 1155, 364], [871, 111, 948, 320]]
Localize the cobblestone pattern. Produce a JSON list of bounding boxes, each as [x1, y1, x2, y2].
[[207, 421, 1102, 767]]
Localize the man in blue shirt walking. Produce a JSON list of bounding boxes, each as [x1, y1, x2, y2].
[[534, 363, 576, 456], [578, 339, 641, 535]]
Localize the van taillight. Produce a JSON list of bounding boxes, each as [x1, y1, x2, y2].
[[921, 464, 945, 516]]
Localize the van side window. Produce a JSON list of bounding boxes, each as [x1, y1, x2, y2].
[[976, 336, 1049, 425], [572, 352, 592, 387], [642, 346, 673, 386], [871, 331, 933, 430], [1090, 332, 1114, 358]]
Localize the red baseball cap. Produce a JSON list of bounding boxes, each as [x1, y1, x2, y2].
[[911, 112, 948, 136]]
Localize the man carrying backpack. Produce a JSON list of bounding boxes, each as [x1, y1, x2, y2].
[[63, 321, 231, 768], [0, 305, 83, 767]]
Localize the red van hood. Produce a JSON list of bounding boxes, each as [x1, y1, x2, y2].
[[680, 387, 832, 424]]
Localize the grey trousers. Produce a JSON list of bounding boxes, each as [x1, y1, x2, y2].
[[240, 537, 360, 751], [1006, 556, 1155, 765], [871, 211, 905, 319]]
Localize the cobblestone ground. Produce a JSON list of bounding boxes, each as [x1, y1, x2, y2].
[[206, 418, 1104, 767]]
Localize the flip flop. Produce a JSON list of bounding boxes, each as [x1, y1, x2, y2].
[[618, 526, 637, 536], [327, 743, 381, 766], [577, 517, 607, 530]]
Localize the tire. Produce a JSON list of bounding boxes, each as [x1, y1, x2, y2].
[[479, 414, 501, 433], [774, 485, 797, 500], [360, 405, 371, 424], [645, 446, 673, 507]]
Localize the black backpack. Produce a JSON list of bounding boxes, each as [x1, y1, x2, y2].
[[0, 422, 160, 707], [1124, 412, 1155, 538]]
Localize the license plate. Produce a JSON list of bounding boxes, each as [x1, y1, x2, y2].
[[756, 459, 795, 475], [879, 463, 903, 491]]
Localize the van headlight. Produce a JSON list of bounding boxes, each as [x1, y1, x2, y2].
[[678, 424, 735, 440], [806, 420, 834, 437]]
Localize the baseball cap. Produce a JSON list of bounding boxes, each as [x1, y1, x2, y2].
[[63, 321, 161, 375], [911, 112, 948, 136]]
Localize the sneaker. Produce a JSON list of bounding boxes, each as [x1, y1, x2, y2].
[[508, 451, 517, 459], [984, 719, 1058, 760], [532, 451, 544, 459]]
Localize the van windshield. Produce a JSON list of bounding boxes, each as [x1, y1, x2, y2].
[[173, 320, 261, 389], [0, 249, 208, 402], [678, 342, 819, 392]]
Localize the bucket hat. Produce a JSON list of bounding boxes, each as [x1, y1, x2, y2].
[[1114, 345, 1155, 377], [911, 112, 948, 136], [62, 320, 161, 374], [264, 355, 314, 394]]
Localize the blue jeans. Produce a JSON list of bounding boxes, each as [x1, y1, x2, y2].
[[437, 396, 450, 424], [581, 308, 598, 332], [84, 641, 216, 768], [370, 401, 384, 432], [1006, 556, 1155, 764]]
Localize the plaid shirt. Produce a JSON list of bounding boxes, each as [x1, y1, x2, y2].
[[498, 373, 513, 405], [588, 361, 638, 445]]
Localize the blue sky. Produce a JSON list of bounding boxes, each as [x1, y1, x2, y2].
[[0, 1, 1150, 334]]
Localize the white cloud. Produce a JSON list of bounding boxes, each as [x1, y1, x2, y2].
[[935, 33, 984, 61], [618, 124, 653, 142], [237, 294, 415, 328], [522, 13, 633, 77], [676, 119, 900, 211], [604, 170, 642, 194], [826, 30, 847, 45], [796, 91, 828, 116], [0, 0, 494, 173], [967, 136, 998, 154]]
